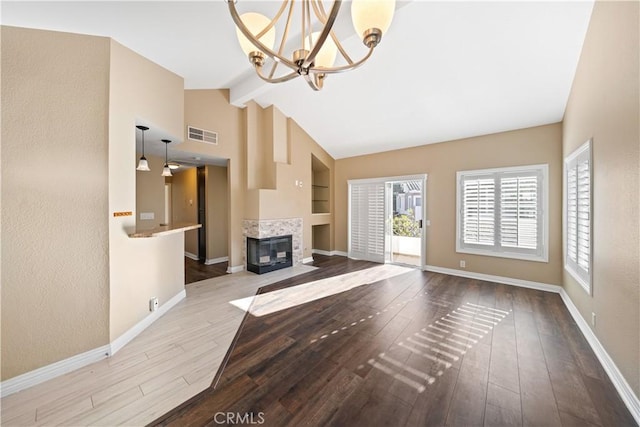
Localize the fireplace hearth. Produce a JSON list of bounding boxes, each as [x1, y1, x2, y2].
[[246, 235, 293, 274]]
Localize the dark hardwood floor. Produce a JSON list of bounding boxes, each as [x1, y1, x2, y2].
[[154, 255, 636, 426], [185, 257, 228, 284]]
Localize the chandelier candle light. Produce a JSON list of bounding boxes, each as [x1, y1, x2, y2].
[[227, 0, 396, 90]]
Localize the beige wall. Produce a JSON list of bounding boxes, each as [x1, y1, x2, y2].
[[562, 1, 639, 397], [183, 90, 333, 267], [108, 39, 185, 341], [335, 123, 563, 285], [1, 27, 111, 380], [171, 168, 198, 256], [183, 90, 245, 268], [135, 154, 166, 229], [206, 165, 229, 261]]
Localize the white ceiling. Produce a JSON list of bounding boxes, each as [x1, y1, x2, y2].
[[2, 1, 594, 159]]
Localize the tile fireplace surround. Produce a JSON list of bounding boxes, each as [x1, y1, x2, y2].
[[242, 218, 303, 268]]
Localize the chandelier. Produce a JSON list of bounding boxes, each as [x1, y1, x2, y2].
[[227, 0, 396, 90]]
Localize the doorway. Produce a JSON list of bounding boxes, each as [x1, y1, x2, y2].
[[386, 179, 424, 267], [348, 174, 427, 269]]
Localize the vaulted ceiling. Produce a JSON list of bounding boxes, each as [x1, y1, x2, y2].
[[2, 1, 594, 159]]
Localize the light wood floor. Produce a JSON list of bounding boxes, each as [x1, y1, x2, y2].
[[0, 264, 316, 426]]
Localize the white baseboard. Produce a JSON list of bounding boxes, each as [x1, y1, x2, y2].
[[424, 265, 561, 293], [312, 249, 347, 257], [184, 251, 199, 261], [0, 345, 110, 398], [558, 289, 640, 424], [110, 289, 186, 355], [227, 265, 245, 274], [0, 289, 187, 398], [205, 256, 228, 265], [302, 257, 314, 264], [424, 264, 639, 423]]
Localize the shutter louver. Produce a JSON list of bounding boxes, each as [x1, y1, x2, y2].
[[576, 159, 590, 272], [349, 182, 385, 263], [500, 176, 538, 250], [564, 140, 591, 293], [463, 179, 495, 246]]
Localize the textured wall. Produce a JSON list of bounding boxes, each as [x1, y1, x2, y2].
[[1, 27, 110, 380], [136, 154, 167, 229], [335, 123, 563, 285], [206, 165, 229, 261], [108, 39, 185, 341], [562, 1, 639, 397], [171, 168, 198, 256]]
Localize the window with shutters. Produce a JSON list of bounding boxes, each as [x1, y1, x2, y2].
[[456, 164, 548, 262], [564, 140, 592, 294]]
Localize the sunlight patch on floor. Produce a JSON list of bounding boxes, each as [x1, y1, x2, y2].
[[229, 264, 413, 317]]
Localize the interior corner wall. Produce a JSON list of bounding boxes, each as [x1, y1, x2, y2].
[[108, 39, 185, 341], [562, 1, 640, 397], [136, 154, 166, 229], [335, 123, 564, 285], [0, 26, 110, 380], [171, 168, 198, 256], [206, 165, 229, 261]]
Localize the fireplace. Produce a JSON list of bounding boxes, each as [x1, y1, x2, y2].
[[246, 235, 293, 274]]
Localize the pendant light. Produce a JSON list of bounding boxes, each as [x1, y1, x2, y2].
[[136, 125, 151, 171], [161, 139, 173, 177]]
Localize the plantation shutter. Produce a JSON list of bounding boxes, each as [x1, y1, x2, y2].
[[349, 182, 385, 263], [500, 174, 539, 250], [462, 178, 495, 246], [457, 164, 547, 261], [565, 141, 591, 291]]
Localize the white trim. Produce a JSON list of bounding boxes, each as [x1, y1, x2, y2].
[[0, 345, 110, 397], [110, 289, 186, 355], [559, 289, 640, 425], [423, 264, 640, 423], [424, 265, 561, 293], [184, 251, 199, 261], [302, 257, 314, 264], [205, 256, 228, 265], [227, 264, 245, 274], [312, 249, 331, 256], [332, 250, 348, 257], [456, 164, 549, 263], [347, 173, 427, 186]]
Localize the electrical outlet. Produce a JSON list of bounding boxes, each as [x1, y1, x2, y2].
[[591, 312, 596, 327], [149, 297, 159, 312], [460, 260, 466, 268]]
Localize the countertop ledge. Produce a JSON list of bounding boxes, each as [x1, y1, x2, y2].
[[128, 222, 202, 238]]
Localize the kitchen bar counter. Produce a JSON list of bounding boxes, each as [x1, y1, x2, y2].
[[128, 222, 201, 238]]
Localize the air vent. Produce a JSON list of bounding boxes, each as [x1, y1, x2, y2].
[[188, 126, 218, 145]]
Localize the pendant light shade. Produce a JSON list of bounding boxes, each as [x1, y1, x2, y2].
[[136, 125, 151, 171], [161, 139, 173, 177]]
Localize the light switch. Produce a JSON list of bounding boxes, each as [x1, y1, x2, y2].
[[140, 212, 155, 220]]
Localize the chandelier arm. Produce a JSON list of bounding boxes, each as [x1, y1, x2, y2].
[[303, 72, 321, 91], [269, 0, 296, 79], [313, 0, 354, 64], [256, 66, 300, 84], [255, 0, 289, 40], [227, 0, 298, 70], [309, 45, 375, 75], [301, 0, 342, 69]]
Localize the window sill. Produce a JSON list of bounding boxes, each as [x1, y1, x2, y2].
[[456, 247, 548, 263], [565, 264, 591, 295]]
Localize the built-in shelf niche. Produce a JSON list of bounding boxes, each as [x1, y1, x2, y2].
[[311, 154, 330, 214]]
